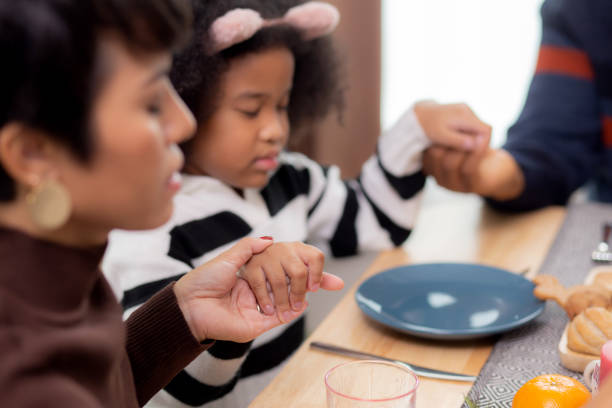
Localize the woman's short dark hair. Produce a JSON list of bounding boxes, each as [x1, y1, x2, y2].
[[0, 0, 192, 201], [170, 0, 344, 151]]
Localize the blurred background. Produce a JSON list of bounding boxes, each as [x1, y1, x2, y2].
[[382, 0, 545, 147], [303, 0, 546, 333]]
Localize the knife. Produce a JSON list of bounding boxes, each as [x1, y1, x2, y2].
[[310, 341, 477, 382]]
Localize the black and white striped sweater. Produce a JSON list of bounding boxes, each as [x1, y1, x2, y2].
[[102, 109, 429, 407]]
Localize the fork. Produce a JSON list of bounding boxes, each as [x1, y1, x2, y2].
[[592, 222, 612, 263]]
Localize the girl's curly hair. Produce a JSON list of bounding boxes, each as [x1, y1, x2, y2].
[[170, 0, 345, 143]]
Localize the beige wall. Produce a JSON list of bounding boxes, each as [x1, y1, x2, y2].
[[291, 0, 381, 178]]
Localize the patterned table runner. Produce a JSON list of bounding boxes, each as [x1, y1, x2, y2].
[[462, 202, 612, 407]]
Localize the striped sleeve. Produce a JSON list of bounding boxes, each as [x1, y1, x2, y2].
[[300, 108, 429, 256], [489, 0, 603, 211], [102, 228, 192, 311]]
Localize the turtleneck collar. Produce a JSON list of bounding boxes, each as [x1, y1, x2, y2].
[[0, 226, 107, 313]]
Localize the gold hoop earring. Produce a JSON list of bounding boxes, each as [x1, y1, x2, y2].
[[26, 179, 72, 230]]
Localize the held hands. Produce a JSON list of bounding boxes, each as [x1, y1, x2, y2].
[[173, 237, 300, 343], [239, 241, 344, 323], [173, 237, 344, 343], [415, 100, 525, 200], [413, 100, 491, 152], [423, 146, 525, 200]]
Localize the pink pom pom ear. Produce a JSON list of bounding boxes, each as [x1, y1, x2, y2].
[[209, 9, 264, 53], [207, 2, 340, 53], [283, 2, 340, 40]]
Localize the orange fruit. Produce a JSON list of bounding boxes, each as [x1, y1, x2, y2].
[[512, 374, 591, 408]]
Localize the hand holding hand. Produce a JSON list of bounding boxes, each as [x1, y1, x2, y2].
[[423, 147, 525, 200], [240, 241, 344, 323], [173, 237, 305, 343], [414, 100, 491, 152]]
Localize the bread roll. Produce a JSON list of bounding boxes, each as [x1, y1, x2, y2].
[[567, 307, 612, 356], [532, 274, 612, 319], [565, 286, 611, 319], [593, 271, 612, 293]]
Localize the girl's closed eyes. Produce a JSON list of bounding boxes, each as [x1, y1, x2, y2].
[[233, 91, 291, 119], [233, 93, 264, 118], [237, 108, 260, 118], [235, 102, 262, 118]]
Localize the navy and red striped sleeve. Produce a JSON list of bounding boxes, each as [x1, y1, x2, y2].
[[489, 0, 604, 211]]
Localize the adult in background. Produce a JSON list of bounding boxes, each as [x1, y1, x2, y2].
[[423, 0, 612, 211]]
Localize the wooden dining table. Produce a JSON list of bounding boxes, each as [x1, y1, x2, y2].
[[249, 187, 566, 407]]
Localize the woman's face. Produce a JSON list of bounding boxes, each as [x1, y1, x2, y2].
[[184, 47, 294, 189], [56, 35, 195, 240]]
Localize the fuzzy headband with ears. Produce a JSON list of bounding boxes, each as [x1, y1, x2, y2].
[[209, 1, 340, 53]]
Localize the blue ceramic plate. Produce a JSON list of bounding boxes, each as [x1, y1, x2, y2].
[[355, 263, 544, 340]]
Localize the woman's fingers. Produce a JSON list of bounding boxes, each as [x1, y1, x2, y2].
[[217, 236, 275, 271]]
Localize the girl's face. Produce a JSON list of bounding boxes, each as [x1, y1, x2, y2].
[[184, 47, 294, 189], [54, 36, 195, 242]]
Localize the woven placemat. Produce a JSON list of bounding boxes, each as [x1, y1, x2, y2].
[[462, 202, 612, 407]]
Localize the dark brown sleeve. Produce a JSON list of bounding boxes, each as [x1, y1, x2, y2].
[[0, 376, 105, 408], [125, 283, 211, 406]]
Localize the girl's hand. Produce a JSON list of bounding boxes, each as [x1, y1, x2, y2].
[[240, 242, 344, 323], [414, 100, 491, 152], [173, 237, 303, 343]]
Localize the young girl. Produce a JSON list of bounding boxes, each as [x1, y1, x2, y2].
[[103, 0, 491, 406]]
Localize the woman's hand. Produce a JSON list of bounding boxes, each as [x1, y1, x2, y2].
[[173, 237, 294, 343], [240, 241, 344, 323], [172, 237, 343, 343]]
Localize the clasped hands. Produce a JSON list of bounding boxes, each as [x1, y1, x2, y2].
[[414, 100, 524, 201], [173, 237, 343, 344]]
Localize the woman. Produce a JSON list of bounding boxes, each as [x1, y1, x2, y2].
[[0, 0, 340, 406]]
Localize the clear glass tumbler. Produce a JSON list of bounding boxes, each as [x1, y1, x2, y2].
[[325, 360, 419, 407]]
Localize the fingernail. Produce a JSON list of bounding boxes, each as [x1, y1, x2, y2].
[[282, 311, 293, 322], [264, 305, 275, 315], [259, 236, 273, 240], [310, 283, 319, 292], [293, 302, 303, 311]]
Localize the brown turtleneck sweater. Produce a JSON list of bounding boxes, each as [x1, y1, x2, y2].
[[0, 227, 209, 407]]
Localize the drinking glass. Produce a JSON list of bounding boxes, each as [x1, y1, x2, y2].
[[325, 360, 419, 407]]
